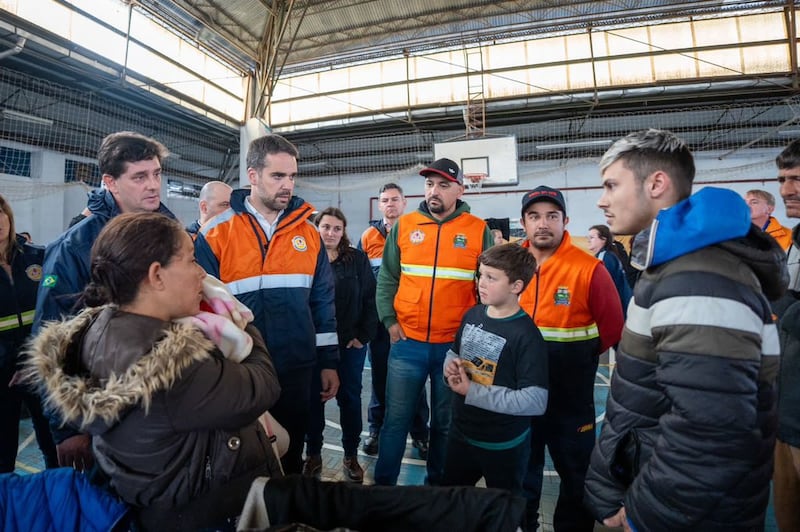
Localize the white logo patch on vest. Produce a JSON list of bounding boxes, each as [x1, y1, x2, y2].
[[409, 229, 425, 245], [292, 236, 308, 252]]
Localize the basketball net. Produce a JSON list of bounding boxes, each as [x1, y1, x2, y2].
[[464, 173, 487, 193]]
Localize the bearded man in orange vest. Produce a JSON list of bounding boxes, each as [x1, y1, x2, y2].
[[374, 158, 493, 486], [518, 186, 624, 531]]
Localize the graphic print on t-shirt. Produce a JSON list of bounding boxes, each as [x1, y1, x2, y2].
[[460, 323, 507, 385]]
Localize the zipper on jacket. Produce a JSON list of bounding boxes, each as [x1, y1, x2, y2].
[[426, 223, 443, 343], [245, 213, 270, 265], [531, 267, 541, 320], [204, 455, 212, 480]]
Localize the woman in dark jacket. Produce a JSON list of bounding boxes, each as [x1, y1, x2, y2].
[[0, 194, 58, 473], [304, 207, 378, 483], [25, 212, 282, 530], [587, 224, 633, 317]]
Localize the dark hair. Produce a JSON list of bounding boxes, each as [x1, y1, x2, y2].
[[589, 224, 615, 252], [479, 243, 537, 291], [98, 131, 169, 179], [0, 194, 16, 264], [777, 139, 800, 170], [379, 183, 403, 195], [84, 213, 185, 306], [589, 224, 630, 265], [314, 207, 354, 262], [246, 134, 299, 171]]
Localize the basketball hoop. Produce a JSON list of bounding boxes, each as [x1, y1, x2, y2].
[[464, 173, 487, 193]]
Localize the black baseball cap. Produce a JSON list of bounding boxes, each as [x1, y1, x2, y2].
[[521, 186, 567, 215], [420, 158, 463, 185]]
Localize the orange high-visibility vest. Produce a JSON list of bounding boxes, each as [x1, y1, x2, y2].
[[519, 231, 601, 344], [394, 211, 486, 343]]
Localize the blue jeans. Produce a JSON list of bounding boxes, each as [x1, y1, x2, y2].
[[374, 338, 452, 486], [307, 344, 368, 456], [367, 323, 430, 440]]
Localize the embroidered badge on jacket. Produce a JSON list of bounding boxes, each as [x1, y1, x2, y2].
[[292, 236, 308, 252], [554, 286, 571, 306], [453, 234, 467, 248], [26, 264, 43, 282], [410, 229, 425, 244]]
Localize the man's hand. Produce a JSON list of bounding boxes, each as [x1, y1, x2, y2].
[[320, 368, 340, 401], [387, 323, 406, 344], [346, 338, 364, 349], [57, 434, 94, 472], [446, 358, 470, 396], [603, 507, 631, 532]]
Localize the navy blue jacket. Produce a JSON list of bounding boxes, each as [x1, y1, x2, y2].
[[32, 188, 175, 334], [194, 191, 339, 375]]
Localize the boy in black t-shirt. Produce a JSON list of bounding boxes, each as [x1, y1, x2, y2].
[[442, 244, 548, 496]]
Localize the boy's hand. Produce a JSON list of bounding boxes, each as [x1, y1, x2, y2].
[[444, 359, 460, 379], [447, 359, 470, 396]]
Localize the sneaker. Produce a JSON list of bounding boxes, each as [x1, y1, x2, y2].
[[412, 439, 429, 460], [302, 454, 322, 478], [362, 433, 379, 455], [343, 456, 364, 483]]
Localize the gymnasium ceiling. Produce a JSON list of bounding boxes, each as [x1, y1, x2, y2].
[[134, 0, 783, 75]]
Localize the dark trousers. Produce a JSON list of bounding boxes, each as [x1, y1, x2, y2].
[[0, 364, 58, 473], [270, 367, 314, 475], [523, 412, 596, 531], [307, 344, 368, 456], [367, 323, 429, 440], [442, 425, 530, 497]]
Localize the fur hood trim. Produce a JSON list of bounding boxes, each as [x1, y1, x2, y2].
[[24, 306, 215, 432]]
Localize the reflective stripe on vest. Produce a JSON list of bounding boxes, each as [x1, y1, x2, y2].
[[228, 273, 313, 296], [0, 310, 34, 332], [400, 263, 476, 281], [538, 324, 599, 342]]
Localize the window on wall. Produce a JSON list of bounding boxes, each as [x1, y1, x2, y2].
[[9, 0, 245, 122], [270, 11, 793, 131], [0, 146, 32, 177]]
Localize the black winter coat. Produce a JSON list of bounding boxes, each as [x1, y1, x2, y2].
[[331, 248, 378, 348], [0, 235, 42, 371]]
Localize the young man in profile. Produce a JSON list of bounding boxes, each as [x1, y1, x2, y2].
[[585, 129, 785, 531]]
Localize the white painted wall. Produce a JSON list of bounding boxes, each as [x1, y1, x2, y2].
[[3, 144, 791, 248]]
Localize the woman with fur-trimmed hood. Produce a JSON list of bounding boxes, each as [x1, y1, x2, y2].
[[25, 212, 283, 530]]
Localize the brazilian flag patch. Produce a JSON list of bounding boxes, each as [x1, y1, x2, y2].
[[42, 274, 58, 288]]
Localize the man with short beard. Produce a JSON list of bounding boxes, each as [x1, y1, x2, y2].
[[195, 134, 340, 475], [374, 158, 493, 486], [517, 186, 623, 531], [772, 139, 800, 531]]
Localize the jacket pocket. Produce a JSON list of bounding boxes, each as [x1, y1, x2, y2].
[[395, 283, 423, 330], [610, 429, 640, 487]]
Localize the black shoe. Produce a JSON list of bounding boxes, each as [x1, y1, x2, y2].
[[363, 433, 379, 455], [302, 454, 322, 478], [343, 456, 364, 483], [412, 439, 428, 460]]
